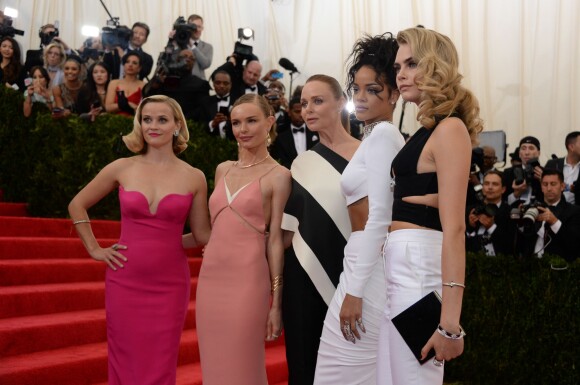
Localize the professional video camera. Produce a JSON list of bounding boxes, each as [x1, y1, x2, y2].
[[513, 157, 541, 185], [510, 198, 544, 233], [101, 20, 131, 50], [172, 16, 197, 50], [154, 17, 197, 81], [472, 184, 498, 217], [80, 37, 102, 62], [0, 16, 24, 38]]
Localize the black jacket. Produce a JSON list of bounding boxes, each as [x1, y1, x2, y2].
[[103, 48, 153, 80], [270, 127, 319, 169]]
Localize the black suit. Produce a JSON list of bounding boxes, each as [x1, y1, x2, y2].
[[465, 201, 516, 256], [214, 61, 266, 103], [199, 95, 235, 139], [270, 126, 319, 169], [545, 157, 580, 204], [516, 198, 580, 261], [103, 48, 153, 80]]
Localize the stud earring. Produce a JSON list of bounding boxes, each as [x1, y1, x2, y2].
[[174, 130, 179, 137]]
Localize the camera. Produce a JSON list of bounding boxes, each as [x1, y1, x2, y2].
[[0, 16, 25, 38], [472, 184, 498, 217], [172, 17, 197, 49], [233, 41, 254, 61], [510, 198, 544, 233], [153, 17, 197, 79], [81, 37, 101, 62], [101, 18, 131, 50], [266, 94, 280, 101], [40, 30, 58, 46], [513, 157, 541, 185]]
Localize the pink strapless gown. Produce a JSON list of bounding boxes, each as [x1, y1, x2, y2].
[[106, 186, 192, 385], [196, 175, 271, 385]]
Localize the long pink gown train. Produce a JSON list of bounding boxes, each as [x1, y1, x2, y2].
[[196, 166, 277, 385], [105, 186, 192, 385]]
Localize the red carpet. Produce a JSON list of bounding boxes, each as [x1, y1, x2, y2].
[[0, 203, 288, 384]]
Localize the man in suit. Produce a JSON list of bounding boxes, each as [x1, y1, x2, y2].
[[186, 14, 213, 80], [503, 136, 544, 205], [215, 55, 267, 103], [515, 169, 580, 261], [270, 97, 319, 169], [466, 170, 515, 256], [200, 69, 235, 139], [544, 131, 580, 205], [103, 22, 153, 80], [142, 49, 210, 121]]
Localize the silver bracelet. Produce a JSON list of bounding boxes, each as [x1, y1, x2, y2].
[[442, 281, 466, 288], [437, 324, 466, 339], [72, 219, 91, 225]]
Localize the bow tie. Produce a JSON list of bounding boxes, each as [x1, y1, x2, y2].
[[247, 86, 257, 92], [292, 126, 305, 133], [194, 41, 199, 47], [216, 95, 229, 102]]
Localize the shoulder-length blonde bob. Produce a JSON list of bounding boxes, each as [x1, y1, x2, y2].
[[123, 95, 189, 155], [396, 27, 483, 143]]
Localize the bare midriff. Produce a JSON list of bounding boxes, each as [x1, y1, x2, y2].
[[347, 196, 369, 232], [390, 193, 439, 232]]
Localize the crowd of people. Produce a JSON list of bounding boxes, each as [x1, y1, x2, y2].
[[466, 133, 580, 262], [11, 12, 569, 385]]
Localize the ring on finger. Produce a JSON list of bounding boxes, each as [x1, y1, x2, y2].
[[433, 357, 444, 367], [111, 243, 119, 251]]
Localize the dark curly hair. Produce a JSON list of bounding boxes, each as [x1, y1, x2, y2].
[[345, 32, 398, 98]]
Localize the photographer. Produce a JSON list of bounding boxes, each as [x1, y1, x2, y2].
[[200, 69, 234, 139], [544, 131, 580, 205], [466, 170, 515, 256], [215, 52, 265, 103], [503, 136, 544, 205], [514, 169, 580, 261], [185, 15, 213, 80], [103, 22, 153, 80], [143, 49, 209, 121]]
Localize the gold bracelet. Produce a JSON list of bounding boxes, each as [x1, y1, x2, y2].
[[442, 281, 465, 288], [271, 275, 283, 293], [72, 219, 91, 225]]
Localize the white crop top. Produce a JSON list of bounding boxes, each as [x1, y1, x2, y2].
[[339, 121, 405, 297]]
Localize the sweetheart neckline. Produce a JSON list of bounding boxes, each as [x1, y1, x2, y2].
[[120, 186, 192, 216]]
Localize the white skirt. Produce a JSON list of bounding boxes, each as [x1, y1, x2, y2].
[[314, 231, 386, 385], [376, 229, 444, 385]]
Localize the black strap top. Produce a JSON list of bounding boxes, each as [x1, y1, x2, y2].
[[391, 126, 441, 230]]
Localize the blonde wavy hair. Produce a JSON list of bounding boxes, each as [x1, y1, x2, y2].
[[397, 28, 483, 143], [123, 95, 189, 155], [43, 43, 66, 67]]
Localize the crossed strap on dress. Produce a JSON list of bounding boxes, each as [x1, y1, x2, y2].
[[214, 163, 279, 235]]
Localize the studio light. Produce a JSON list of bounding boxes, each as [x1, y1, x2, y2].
[[4, 7, 18, 18], [81, 25, 100, 37], [237, 27, 254, 41]]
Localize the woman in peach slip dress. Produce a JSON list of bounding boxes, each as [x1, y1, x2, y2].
[[196, 94, 291, 385], [69, 95, 211, 385]]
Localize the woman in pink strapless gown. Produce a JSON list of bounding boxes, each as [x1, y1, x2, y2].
[[69, 95, 211, 385], [196, 94, 291, 385]]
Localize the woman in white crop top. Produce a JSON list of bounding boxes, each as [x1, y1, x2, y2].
[[313, 33, 405, 385]]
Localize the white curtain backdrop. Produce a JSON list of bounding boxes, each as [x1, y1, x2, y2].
[[2, 0, 579, 163]]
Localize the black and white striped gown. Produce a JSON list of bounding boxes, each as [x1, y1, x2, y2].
[[281, 143, 351, 385]]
